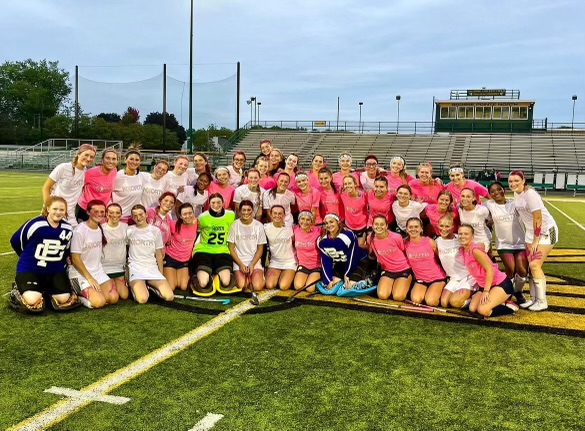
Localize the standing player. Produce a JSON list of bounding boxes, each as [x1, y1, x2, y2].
[[147, 192, 176, 248], [42, 143, 97, 226], [425, 190, 459, 237], [101, 203, 129, 300], [293, 211, 322, 292], [386, 156, 414, 194], [340, 175, 368, 241], [318, 168, 344, 223], [308, 154, 325, 190], [77, 147, 118, 222], [227, 151, 247, 187], [367, 176, 394, 228], [112, 145, 144, 223], [191, 194, 236, 295], [392, 185, 428, 237], [332, 152, 358, 191], [141, 159, 170, 209], [409, 162, 444, 204], [359, 155, 385, 193], [9, 197, 79, 313], [367, 215, 412, 301], [486, 182, 528, 304], [458, 188, 491, 252], [508, 171, 559, 311], [164, 155, 190, 197], [445, 163, 488, 206], [177, 172, 211, 217], [69, 200, 116, 309], [208, 167, 236, 210], [127, 204, 174, 304], [262, 172, 296, 225], [234, 168, 265, 220], [293, 172, 320, 221], [228, 200, 267, 292]]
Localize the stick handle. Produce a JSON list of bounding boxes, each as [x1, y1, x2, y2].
[[286, 277, 321, 303]]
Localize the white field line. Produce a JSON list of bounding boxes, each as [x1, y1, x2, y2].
[[0, 210, 38, 216], [188, 413, 225, 431], [9, 290, 279, 431], [0, 251, 16, 256], [543, 198, 585, 203], [545, 200, 585, 232]]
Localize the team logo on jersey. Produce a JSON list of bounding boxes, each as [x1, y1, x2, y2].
[[322, 247, 348, 262], [34, 239, 67, 267]]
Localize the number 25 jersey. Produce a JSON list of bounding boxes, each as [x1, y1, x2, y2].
[[194, 210, 236, 254]]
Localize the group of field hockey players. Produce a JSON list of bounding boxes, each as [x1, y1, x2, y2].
[[10, 140, 558, 317]]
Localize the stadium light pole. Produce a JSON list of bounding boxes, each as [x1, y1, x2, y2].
[[396, 95, 401, 134], [188, 0, 194, 153], [572, 95, 578, 130], [359, 102, 363, 134], [251, 96, 256, 127], [257, 102, 262, 126]]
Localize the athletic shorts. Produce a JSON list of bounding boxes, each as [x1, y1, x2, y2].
[[296, 265, 320, 275], [15, 272, 72, 296], [127, 265, 166, 283], [349, 227, 368, 238], [331, 258, 369, 282], [163, 254, 190, 270], [193, 252, 233, 275], [268, 258, 297, 271], [444, 275, 478, 293], [381, 268, 413, 280], [497, 248, 526, 256], [414, 278, 447, 288], [479, 278, 514, 295], [525, 224, 559, 245], [107, 271, 125, 279], [70, 270, 111, 293], [234, 259, 263, 272]]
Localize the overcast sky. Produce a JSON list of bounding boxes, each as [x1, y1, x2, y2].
[[2, 0, 584, 130]]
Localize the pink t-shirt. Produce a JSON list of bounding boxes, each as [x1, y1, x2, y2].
[[147, 207, 173, 247], [332, 171, 359, 192], [308, 171, 322, 190], [340, 191, 368, 231], [405, 237, 446, 282], [294, 188, 320, 213], [425, 204, 459, 236], [367, 190, 394, 227], [445, 180, 488, 206], [165, 220, 198, 262], [462, 243, 506, 288], [319, 188, 344, 222], [208, 182, 235, 210], [259, 176, 277, 191], [78, 166, 117, 210], [408, 179, 444, 204], [293, 225, 322, 269], [386, 173, 414, 194], [369, 232, 410, 272], [274, 171, 298, 192]]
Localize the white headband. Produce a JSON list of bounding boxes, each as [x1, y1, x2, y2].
[[391, 156, 405, 166], [298, 210, 314, 219], [324, 213, 340, 222], [295, 172, 308, 179], [449, 167, 464, 174], [338, 154, 352, 162]]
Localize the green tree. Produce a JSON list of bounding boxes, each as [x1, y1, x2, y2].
[[144, 111, 187, 143], [0, 59, 71, 127]]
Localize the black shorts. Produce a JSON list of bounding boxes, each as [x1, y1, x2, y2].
[[192, 252, 233, 275], [486, 278, 514, 295], [296, 265, 320, 275], [381, 268, 413, 280], [163, 254, 190, 270], [349, 227, 368, 238], [15, 272, 72, 296], [414, 278, 447, 288], [332, 258, 370, 282]]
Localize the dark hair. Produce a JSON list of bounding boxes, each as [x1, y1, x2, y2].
[[159, 191, 176, 204], [405, 217, 424, 242], [196, 172, 213, 193], [364, 154, 378, 164], [87, 200, 107, 246], [131, 204, 147, 214], [459, 187, 477, 208], [239, 199, 254, 210], [209, 192, 225, 203], [318, 167, 336, 193], [396, 184, 412, 196], [194, 152, 212, 175], [374, 175, 388, 186], [271, 172, 290, 198], [176, 203, 194, 234], [488, 181, 505, 193]]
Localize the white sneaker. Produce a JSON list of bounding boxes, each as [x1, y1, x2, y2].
[[78, 296, 93, 309], [528, 299, 548, 311], [519, 299, 534, 309]]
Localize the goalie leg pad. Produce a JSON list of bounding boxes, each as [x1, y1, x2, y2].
[[217, 273, 241, 294], [9, 288, 45, 314], [50, 294, 81, 311], [190, 275, 216, 297]]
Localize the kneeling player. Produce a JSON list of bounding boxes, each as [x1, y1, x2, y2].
[[9, 197, 79, 313]]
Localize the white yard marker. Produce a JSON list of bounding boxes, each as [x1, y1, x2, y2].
[[0, 210, 38, 216], [545, 200, 585, 232], [44, 387, 130, 405], [187, 413, 224, 431], [9, 290, 279, 431]]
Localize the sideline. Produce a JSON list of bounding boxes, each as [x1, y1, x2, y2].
[[0, 210, 38, 216], [8, 290, 279, 431], [545, 200, 585, 232]]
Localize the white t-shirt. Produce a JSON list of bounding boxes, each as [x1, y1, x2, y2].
[[127, 224, 164, 271], [227, 165, 243, 188], [140, 172, 168, 209], [48, 162, 86, 226], [112, 170, 144, 217], [262, 190, 296, 226], [485, 199, 525, 250], [177, 186, 208, 217], [458, 205, 492, 249], [264, 223, 297, 268], [360, 172, 377, 193], [164, 171, 188, 196], [234, 185, 266, 215], [101, 223, 128, 274], [228, 219, 267, 267], [392, 201, 428, 230], [186, 168, 201, 186], [513, 189, 557, 235], [69, 222, 108, 282], [436, 236, 475, 282]]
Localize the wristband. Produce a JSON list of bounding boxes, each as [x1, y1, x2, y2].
[[534, 226, 542, 236]]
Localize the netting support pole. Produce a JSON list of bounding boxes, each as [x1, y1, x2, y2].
[[236, 61, 241, 131], [75, 65, 79, 138], [188, 0, 194, 154], [163, 63, 167, 152]]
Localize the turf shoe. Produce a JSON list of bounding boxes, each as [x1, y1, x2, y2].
[[504, 300, 520, 312]]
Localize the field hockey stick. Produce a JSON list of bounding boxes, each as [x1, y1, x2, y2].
[[285, 277, 322, 303], [405, 299, 483, 319], [352, 297, 433, 312], [174, 295, 231, 305]]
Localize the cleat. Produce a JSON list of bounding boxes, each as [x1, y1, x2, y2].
[[514, 292, 527, 305], [528, 299, 548, 312], [504, 300, 519, 312]]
